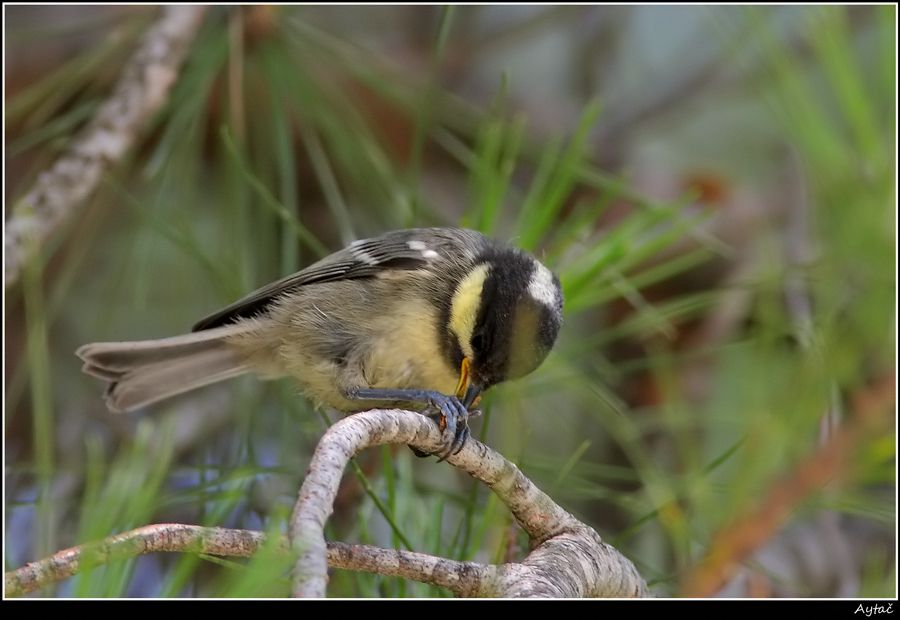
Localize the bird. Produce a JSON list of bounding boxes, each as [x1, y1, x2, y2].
[[77, 227, 564, 459]]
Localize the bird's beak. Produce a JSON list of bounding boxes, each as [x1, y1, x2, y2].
[[454, 357, 483, 409], [454, 357, 471, 398], [462, 382, 482, 409]]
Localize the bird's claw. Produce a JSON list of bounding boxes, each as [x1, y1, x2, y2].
[[422, 393, 470, 461]]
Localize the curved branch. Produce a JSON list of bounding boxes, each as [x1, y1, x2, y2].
[[4, 526, 506, 598], [290, 408, 648, 598], [7, 410, 648, 598], [5, 525, 490, 598], [5, 6, 207, 289], [7, 525, 643, 599]]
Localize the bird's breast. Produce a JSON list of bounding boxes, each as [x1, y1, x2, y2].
[[362, 298, 460, 395]]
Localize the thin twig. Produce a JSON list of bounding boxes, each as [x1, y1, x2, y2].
[[5, 6, 207, 289]]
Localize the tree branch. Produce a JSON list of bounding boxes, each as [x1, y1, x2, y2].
[[6, 409, 648, 598], [4, 524, 265, 597], [6, 524, 643, 598], [326, 541, 488, 597], [290, 408, 648, 598], [5, 5, 207, 289], [4, 524, 489, 597]]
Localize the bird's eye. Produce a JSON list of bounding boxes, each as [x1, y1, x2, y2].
[[471, 332, 486, 355]]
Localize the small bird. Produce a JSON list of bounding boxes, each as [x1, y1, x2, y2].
[[77, 227, 564, 459]]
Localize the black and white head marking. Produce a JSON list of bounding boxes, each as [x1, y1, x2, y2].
[[527, 259, 562, 311]]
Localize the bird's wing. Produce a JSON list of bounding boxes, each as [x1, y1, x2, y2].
[[192, 228, 472, 331]]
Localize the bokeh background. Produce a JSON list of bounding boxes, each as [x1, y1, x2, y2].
[[4, 5, 896, 598]]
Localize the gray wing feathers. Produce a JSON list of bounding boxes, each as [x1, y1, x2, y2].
[[192, 228, 481, 331]]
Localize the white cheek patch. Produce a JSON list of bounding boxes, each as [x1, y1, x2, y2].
[[408, 240, 440, 260], [350, 240, 379, 265], [528, 261, 559, 309]]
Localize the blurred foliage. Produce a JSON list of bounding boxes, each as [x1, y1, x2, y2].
[[4, 5, 895, 598]]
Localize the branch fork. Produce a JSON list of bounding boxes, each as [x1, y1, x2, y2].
[[289, 408, 648, 598], [6, 408, 648, 598]]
